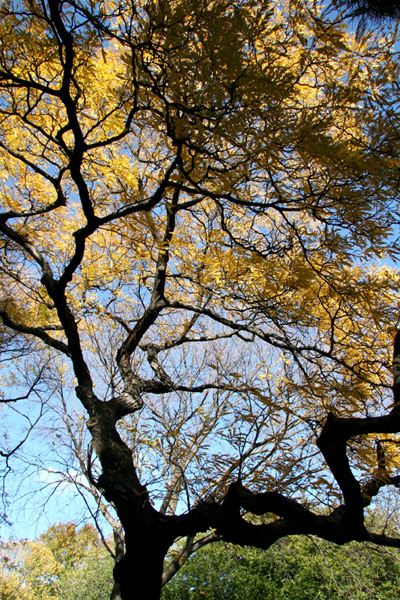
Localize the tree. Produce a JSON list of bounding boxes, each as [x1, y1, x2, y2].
[[0, 522, 113, 599], [344, 0, 400, 20], [162, 533, 400, 600], [1, 0, 400, 598]]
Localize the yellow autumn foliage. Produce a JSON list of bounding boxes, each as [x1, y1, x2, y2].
[[1, 0, 400, 528]]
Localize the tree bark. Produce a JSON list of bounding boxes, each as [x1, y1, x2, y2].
[[110, 583, 123, 600], [114, 533, 167, 600], [110, 524, 125, 600], [88, 409, 171, 600]]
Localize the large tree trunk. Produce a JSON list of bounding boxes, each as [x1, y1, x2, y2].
[[114, 532, 167, 600], [86, 404, 168, 600], [88, 402, 177, 600], [110, 583, 123, 600]]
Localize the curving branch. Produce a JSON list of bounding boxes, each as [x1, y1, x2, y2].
[[112, 187, 181, 420], [0, 308, 70, 356]]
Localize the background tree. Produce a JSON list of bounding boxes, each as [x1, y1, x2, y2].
[[1, 1, 400, 599], [3, 515, 400, 600], [0, 522, 113, 599], [162, 532, 400, 600]]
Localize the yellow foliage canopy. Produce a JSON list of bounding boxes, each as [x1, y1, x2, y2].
[[1, 0, 400, 595]]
